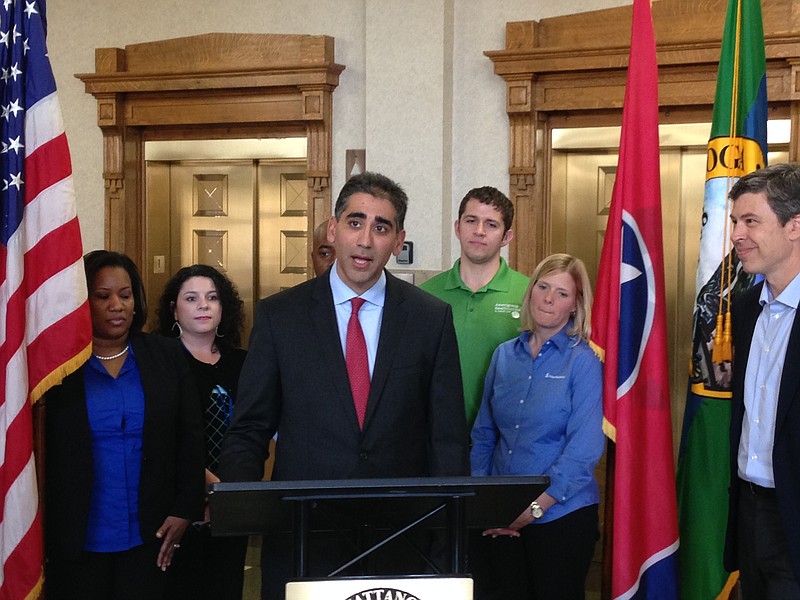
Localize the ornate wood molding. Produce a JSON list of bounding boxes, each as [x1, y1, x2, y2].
[[76, 33, 344, 270], [487, 0, 800, 275]]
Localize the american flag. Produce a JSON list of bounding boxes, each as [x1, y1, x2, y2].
[[1, 0, 91, 597]]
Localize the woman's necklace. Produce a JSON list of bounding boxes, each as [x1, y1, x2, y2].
[[94, 345, 129, 361]]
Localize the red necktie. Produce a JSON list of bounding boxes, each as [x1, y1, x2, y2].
[[346, 297, 370, 428]]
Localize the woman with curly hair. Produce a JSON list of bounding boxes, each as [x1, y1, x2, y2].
[[155, 264, 248, 600]]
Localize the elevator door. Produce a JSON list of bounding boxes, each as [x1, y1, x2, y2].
[[257, 163, 308, 299], [551, 147, 702, 437], [168, 161, 256, 339], [551, 143, 788, 447], [145, 159, 309, 343]]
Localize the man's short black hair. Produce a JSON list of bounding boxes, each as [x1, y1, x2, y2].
[[458, 186, 514, 232], [334, 172, 408, 230]]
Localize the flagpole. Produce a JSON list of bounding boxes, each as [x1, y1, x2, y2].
[[602, 442, 615, 600]]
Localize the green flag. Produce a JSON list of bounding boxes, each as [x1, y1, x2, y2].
[[676, 0, 767, 598]]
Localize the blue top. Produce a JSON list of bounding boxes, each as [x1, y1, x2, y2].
[[83, 346, 146, 551], [470, 327, 604, 523]]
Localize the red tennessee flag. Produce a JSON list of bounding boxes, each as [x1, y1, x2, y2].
[[1, 1, 92, 597], [589, 0, 679, 598]]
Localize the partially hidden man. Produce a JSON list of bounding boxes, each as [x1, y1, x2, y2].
[[218, 172, 469, 599], [420, 186, 528, 428], [725, 163, 800, 599]]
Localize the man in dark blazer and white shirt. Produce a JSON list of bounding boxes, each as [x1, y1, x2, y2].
[[219, 172, 469, 598], [725, 163, 800, 599]]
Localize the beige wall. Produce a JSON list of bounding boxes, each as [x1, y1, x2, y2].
[[46, 0, 631, 270]]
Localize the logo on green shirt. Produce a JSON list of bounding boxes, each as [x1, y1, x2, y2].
[[494, 303, 521, 319]]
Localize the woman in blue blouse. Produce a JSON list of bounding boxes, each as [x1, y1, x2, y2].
[[471, 253, 604, 600], [45, 251, 205, 599]]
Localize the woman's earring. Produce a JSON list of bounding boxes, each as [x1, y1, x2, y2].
[[215, 325, 224, 338], [172, 321, 183, 338]]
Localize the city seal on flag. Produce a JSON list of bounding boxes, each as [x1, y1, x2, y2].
[[344, 588, 421, 600]]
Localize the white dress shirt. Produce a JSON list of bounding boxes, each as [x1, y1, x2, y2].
[[329, 261, 386, 377], [739, 272, 800, 487]]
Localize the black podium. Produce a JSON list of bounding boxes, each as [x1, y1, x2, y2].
[[209, 475, 548, 578]]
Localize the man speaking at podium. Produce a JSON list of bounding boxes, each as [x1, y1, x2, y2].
[[219, 172, 469, 599]]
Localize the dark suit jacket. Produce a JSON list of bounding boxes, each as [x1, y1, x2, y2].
[[45, 333, 205, 561], [218, 270, 469, 483], [725, 282, 800, 580]]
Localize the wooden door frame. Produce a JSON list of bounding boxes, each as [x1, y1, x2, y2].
[[76, 33, 344, 272], [487, 0, 800, 276]]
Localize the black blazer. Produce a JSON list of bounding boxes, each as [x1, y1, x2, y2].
[[218, 270, 469, 483], [45, 333, 205, 561], [725, 282, 800, 580]]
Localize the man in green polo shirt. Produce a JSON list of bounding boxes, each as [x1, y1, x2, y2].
[[420, 186, 529, 429]]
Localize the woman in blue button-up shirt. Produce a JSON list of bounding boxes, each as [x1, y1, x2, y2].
[[45, 251, 205, 600], [471, 253, 604, 600]]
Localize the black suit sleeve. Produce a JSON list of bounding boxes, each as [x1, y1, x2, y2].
[[135, 334, 206, 530], [426, 304, 470, 476], [165, 337, 206, 521], [218, 299, 280, 482]]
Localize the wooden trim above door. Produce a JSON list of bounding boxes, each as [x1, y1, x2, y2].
[[487, 0, 800, 276], [76, 33, 344, 270]]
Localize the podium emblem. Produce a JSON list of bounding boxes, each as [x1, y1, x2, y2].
[[345, 588, 419, 600]]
